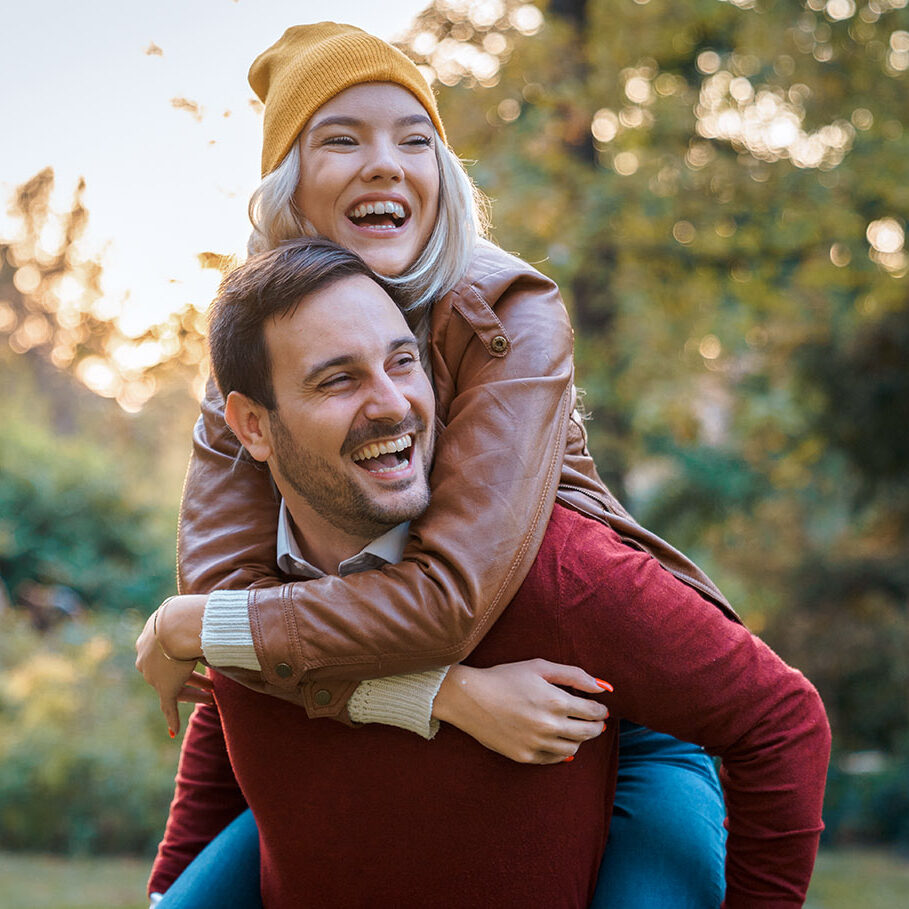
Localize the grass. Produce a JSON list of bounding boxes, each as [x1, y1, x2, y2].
[[0, 847, 907, 907], [805, 847, 909, 909], [0, 852, 149, 909]]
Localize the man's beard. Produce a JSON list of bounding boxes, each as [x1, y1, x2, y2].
[[269, 410, 432, 540]]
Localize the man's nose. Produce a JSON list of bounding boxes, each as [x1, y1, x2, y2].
[[362, 374, 410, 423]]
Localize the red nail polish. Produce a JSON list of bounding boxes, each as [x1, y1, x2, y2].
[[169, 729, 176, 739], [563, 755, 574, 763], [595, 678, 614, 692], [602, 722, 607, 732]]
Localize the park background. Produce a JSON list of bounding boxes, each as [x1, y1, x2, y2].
[[1, 0, 908, 905]]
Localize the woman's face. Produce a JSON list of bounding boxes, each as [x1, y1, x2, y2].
[[294, 83, 441, 277]]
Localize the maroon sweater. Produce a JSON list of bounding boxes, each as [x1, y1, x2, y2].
[[151, 506, 830, 907]]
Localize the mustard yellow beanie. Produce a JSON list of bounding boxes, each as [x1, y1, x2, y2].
[[249, 22, 447, 177]]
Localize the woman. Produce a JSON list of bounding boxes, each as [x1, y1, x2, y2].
[[139, 22, 736, 907]]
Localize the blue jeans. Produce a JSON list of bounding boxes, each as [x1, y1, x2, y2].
[[157, 724, 726, 908], [156, 809, 261, 909], [590, 722, 726, 908]]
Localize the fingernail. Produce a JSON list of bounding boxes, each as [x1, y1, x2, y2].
[[169, 728, 176, 739], [602, 722, 608, 732], [595, 678, 613, 691], [563, 755, 574, 763]]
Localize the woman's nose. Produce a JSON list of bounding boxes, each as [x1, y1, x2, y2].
[[361, 137, 404, 183]]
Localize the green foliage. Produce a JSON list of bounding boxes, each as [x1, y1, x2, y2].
[[0, 611, 180, 856], [824, 756, 909, 849], [405, 0, 909, 771], [0, 352, 178, 613]]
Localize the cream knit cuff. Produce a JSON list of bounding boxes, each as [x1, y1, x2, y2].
[[347, 667, 449, 739], [201, 590, 261, 670]]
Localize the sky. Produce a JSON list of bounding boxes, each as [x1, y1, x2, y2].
[[1, 0, 431, 334]]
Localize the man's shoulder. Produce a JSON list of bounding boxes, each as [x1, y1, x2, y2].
[[520, 505, 626, 597]]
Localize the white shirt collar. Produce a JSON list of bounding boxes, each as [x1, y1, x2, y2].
[[276, 498, 409, 578]]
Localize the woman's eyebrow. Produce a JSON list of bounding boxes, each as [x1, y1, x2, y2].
[[307, 114, 434, 132]]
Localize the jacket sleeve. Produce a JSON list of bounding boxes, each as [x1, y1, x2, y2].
[[178, 253, 574, 717], [147, 700, 249, 895]]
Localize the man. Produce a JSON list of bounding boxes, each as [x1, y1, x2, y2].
[[144, 239, 829, 907]]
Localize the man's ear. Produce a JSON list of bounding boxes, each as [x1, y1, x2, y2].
[[224, 391, 273, 462]]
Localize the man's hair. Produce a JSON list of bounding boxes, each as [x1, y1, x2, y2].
[[209, 238, 384, 410]]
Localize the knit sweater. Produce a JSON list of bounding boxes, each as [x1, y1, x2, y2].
[[151, 506, 830, 907]]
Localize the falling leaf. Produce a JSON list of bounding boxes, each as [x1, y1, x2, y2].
[[145, 42, 163, 56], [197, 251, 236, 273], [170, 97, 204, 122]]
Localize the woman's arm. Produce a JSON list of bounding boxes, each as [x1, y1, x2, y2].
[[136, 595, 610, 759], [177, 248, 576, 716]]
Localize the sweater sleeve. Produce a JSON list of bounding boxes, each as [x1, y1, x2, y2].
[[147, 700, 249, 896], [178, 249, 573, 716], [544, 508, 830, 907]]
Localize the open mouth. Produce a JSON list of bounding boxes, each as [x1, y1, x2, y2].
[[350, 433, 414, 474], [346, 200, 408, 231]]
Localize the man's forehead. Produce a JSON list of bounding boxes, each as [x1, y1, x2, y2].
[[265, 275, 413, 369]]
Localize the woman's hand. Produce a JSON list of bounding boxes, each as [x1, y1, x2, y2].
[[431, 659, 612, 764], [135, 595, 212, 737]]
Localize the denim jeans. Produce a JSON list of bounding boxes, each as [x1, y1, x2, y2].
[[157, 723, 726, 908], [156, 808, 261, 909], [590, 721, 726, 908]]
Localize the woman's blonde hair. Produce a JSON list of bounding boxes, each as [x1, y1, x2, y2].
[[247, 132, 489, 330]]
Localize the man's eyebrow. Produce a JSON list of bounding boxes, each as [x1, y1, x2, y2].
[[388, 335, 419, 353], [304, 354, 354, 383], [303, 336, 418, 384], [307, 113, 434, 132]]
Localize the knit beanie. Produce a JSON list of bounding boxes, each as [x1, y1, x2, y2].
[[249, 22, 447, 177]]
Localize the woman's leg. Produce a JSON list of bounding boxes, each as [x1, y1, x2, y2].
[[591, 722, 727, 908], [156, 808, 262, 909]]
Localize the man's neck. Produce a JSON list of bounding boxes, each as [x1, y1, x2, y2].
[[283, 494, 379, 575]]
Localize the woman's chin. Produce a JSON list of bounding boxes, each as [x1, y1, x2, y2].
[[356, 248, 416, 278]]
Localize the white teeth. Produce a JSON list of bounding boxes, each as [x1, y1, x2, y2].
[[351, 434, 412, 463], [348, 201, 406, 221]]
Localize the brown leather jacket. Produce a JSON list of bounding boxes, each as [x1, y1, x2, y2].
[[179, 241, 736, 719]]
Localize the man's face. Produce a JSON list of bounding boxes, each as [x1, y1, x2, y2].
[[262, 274, 435, 542]]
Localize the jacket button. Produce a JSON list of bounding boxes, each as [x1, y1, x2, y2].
[[490, 335, 508, 353], [315, 689, 332, 706], [275, 662, 293, 679]]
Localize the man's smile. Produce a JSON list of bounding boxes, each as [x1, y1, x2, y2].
[[350, 433, 415, 475]]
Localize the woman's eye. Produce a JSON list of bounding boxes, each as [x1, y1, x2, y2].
[[403, 135, 432, 147], [323, 135, 356, 146]]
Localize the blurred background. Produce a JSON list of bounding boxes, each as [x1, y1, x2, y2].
[[1, 0, 907, 906]]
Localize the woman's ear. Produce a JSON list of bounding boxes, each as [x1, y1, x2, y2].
[[224, 391, 273, 462]]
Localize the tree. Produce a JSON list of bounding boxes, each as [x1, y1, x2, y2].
[[0, 171, 204, 612], [401, 0, 909, 759]]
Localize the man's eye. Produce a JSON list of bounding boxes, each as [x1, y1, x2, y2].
[[320, 375, 353, 389], [391, 354, 417, 370]]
